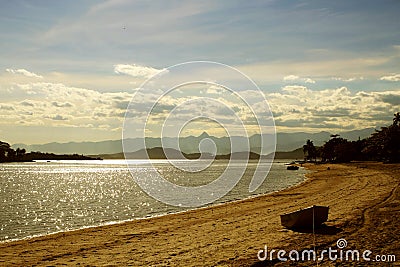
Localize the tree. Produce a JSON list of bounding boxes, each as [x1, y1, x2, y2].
[[0, 148, 5, 162], [320, 135, 340, 162], [303, 139, 317, 162], [0, 141, 26, 162], [6, 148, 16, 161], [393, 112, 400, 126], [0, 141, 11, 162], [334, 141, 357, 162], [16, 148, 26, 158], [363, 112, 400, 162], [351, 138, 367, 161], [320, 135, 354, 162]]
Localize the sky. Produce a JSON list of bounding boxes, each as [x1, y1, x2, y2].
[[0, 0, 399, 144]]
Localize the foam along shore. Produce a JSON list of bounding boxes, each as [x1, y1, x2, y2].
[[1, 162, 399, 266]]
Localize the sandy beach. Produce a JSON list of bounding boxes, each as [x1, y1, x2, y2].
[[1, 162, 399, 266]]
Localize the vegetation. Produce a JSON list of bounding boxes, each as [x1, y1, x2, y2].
[[0, 141, 101, 163], [362, 112, 400, 162], [304, 112, 400, 163], [303, 139, 317, 162], [0, 141, 26, 162]]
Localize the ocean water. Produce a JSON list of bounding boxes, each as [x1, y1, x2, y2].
[[0, 159, 307, 242]]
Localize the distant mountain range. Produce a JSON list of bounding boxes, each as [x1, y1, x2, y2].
[[95, 147, 299, 160], [12, 128, 376, 156], [98, 147, 264, 160]]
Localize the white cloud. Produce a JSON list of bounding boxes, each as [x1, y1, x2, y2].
[[303, 78, 316, 84], [283, 75, 315, 84], [332, 76, 364, 82], [265, 86, 400, 131], [6, 68, 43, 79], [380, 73, 400, 82], [114, 64, 167, 78], [283, 75, 299, 81], [0, 82, 136, 131], [206, 85, 225, 95], [282, 85, 310, 96]]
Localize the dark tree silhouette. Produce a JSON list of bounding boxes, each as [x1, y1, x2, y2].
[[303, 139, 317, 162], [320, 136, 353, 163], [351, 138, 367, 161], [310, 113, 399, 163], [0, 141, 11, 162], [6, 148, 16, 161], [393, 112, 400, 126], [1, 140, 100, 162], [363, 113, 400, 162], [16, 148, 26, 157]]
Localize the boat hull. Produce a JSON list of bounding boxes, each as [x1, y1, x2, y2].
[[287, 165, 299, 170], [280, 205, 329, 229]]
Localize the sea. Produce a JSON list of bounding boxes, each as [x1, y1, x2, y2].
[[0, 159, 307, 242]]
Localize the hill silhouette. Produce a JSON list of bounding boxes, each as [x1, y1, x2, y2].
[[13, 128, 375, 155], [92, 147, 302, 160]]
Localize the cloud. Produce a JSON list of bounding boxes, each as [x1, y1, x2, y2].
[[20, 100, 35, 107], [6, 68, 43, 79], [283, 75, 299, 81], [0, 104, 15, 111], [331, 76, 364, 82], [1, 77, 399, 142], [303, 78, 316, 84], [282, 85, 310, 96], [113, 100, 131, 110], [265, 86, 400, 132], [52, 101, 73, 108], [380, 73, 400, 82], [114, 64, 167, 78], [237, 54, 392, 84], [380, 94, 400, 105], [206, 85, 225, 95], [283, 75, 315, 84], [0, 82, 136, 132], [48, 115, 68, 121]]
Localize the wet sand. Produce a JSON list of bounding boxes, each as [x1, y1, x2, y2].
[[1, 162, 399, 266]]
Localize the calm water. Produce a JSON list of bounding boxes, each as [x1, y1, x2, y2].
[[0, 160, 307, 242]]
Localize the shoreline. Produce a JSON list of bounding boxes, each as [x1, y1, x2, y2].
[[1, 162, 399, 266]]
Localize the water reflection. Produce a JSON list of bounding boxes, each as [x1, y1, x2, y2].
[[0, 160, 307, 241]]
